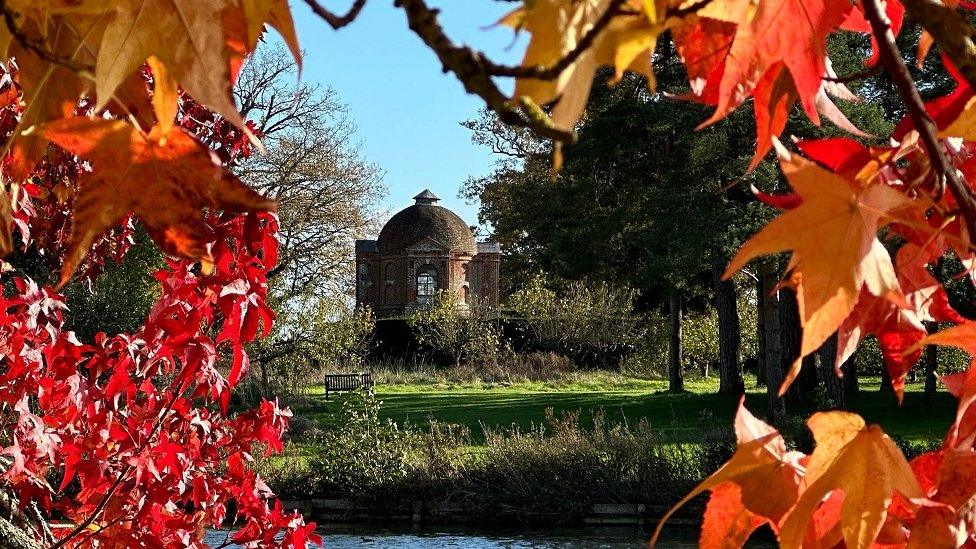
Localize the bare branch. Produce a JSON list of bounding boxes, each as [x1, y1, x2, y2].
[[901, 0, 976, 90], [483, 0, 629, 79], [0, 1, 90, 73], [862, 0, 976, 242], [303, 0, 368, 30], [393, 0, 575, 143]]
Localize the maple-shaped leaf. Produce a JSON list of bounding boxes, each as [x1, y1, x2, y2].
[[240, 0, 301, 66], [651, 400, 805, 546], [41, 117, 274, 286], [4, 17, 100, 182], [725, 144, 909, 394], [835, 244, 963, 400], [698, 0, 852, 125], [94, 0, 245, 129], [504, 0, 673, 133], [670, 15, 735, 95], [748, 62, 867, 169], [779, 411, 922, 549]]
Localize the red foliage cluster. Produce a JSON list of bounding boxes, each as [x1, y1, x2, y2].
[[0, 64, 318, 547]]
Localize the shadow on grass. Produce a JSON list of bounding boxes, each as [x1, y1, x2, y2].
[[292, 384, 957, 445]]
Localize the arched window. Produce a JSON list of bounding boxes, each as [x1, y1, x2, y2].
[[384, 285, 396, 305], [385, 262, 395, 282], [416, 266, 437, 304]]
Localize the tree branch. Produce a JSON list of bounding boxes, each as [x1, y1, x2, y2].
[[393, 0, 575, 143], [901, 0, 976, 90], [49, 374, 190, 549], [483, 0, 629, 79], [0, 1, 89, 73], [303, 0, 368, 30], [863, 0, 976, 242]]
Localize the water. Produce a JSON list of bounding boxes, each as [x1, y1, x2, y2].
[[203, 525, 708, 548]]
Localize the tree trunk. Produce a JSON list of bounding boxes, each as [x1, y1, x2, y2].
[[668, 290, 685, 393], [818, 333, 846, 409], [760, 261, 785, 422], [925, 321, 939, 404], [781, 288, 820, 407], [714, 263, 744, 394], [843, 348, 860, 396], [880, 366, 893, 392], [259, 359, 271, 397], [924, 257, 944, 404], [756, 272, 767, 387]]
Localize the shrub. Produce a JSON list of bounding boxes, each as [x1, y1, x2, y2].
[[506, 275, 644, 369], [407, 291, 501, 368], [264, 394, 737, 523]]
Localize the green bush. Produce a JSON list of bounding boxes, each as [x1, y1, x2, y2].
[[263, 392, 736, 522]]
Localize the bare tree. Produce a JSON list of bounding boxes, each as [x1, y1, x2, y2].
[[234, 46, 385, 299], [234, 46, 385, 397]]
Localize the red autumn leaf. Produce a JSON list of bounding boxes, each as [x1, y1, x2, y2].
[[41, 117, 275, 286]]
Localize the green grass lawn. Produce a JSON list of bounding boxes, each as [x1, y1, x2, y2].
[[289, 373, 957, 445]]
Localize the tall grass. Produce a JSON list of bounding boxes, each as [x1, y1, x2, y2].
[[259, 390, 734, 523]]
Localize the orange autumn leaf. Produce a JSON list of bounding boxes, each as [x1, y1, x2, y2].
[[503, 0, 674, 133], [240, 0, 301, 66], [697, 0, 852, 125], [834, 244, 963, 401], [650, 399, 804, 547], [41, 116, 274, 286], [724, 143, 909, 395], [779, 411, 922, 549], [94, 0, 245, 129], [4, 16, 102, 182], [698, 483, 767, 549]]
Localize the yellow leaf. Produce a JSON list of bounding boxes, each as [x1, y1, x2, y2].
[[724, 146, 908, 394], [651, 400, 804, 545], [506, 0, 675, 132], [95, 0, 245, 129], [779, 411, 922, 549]]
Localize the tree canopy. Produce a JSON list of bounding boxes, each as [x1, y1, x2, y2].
[[3, 0, 976, 548]]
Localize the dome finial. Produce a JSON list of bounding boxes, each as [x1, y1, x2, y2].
[[413, 189, 440, 205]]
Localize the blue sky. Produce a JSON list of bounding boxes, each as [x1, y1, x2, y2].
[[288, 1, 529, 228]]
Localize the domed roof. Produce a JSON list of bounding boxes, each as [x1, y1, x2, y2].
[[377, 190, 477, 255]]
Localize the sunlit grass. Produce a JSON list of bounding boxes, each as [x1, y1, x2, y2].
[[287, 371, 954, 446]]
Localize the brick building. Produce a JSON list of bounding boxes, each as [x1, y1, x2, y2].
[[355, 190, 500, 317]]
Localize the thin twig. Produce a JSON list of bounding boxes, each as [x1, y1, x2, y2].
[[901, 0, 976, 90], [0, 1, 89, 73], [50, 376, 189, 549], [393, 0, 575, 143], [483, 0, 629, 79], [303, 0, 368, 29], [862, 0, 976, 241], [484, 0, 713, 79]]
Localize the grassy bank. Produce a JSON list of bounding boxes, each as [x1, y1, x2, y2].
[[258, 374, 953, 526], [289, 373, 956, 445]]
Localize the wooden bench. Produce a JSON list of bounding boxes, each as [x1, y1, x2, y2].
[[324, 373, 374, 400]]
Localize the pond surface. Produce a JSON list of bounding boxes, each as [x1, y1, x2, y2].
[[205, 524, 773, 547]]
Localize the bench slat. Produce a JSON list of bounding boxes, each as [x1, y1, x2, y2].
[[323, 373, 375, 399]]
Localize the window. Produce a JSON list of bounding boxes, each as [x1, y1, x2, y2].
[[385, 285, 396, 305], [358, 264, 369, 298], [385, 262, 395, 282], [416, 266, 437, 304]]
